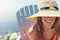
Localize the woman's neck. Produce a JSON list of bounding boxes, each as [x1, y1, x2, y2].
[[43, 28, 55, 40], [43, 25, 52, 31]]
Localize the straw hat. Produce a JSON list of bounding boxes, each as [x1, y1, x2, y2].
[[27, 0, 60, 21]]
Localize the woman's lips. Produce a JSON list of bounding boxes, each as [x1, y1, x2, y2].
[[45, 20, 52, 23]]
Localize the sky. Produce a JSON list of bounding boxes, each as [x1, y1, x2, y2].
[[0, 0, 60, 35], [0, 0, 18, 23], [0, 0, 19, 35]]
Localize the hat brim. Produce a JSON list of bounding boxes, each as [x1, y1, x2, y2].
[[26, 11, 60, 21]]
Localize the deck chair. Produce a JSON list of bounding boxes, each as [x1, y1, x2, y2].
[[16, 5, 38, 40]]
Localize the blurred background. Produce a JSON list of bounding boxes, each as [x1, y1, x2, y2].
[[0, 0, 60, 35], [0, 0, 60, 40]]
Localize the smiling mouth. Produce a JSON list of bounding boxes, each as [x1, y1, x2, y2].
[[45, 20, 52, 23]]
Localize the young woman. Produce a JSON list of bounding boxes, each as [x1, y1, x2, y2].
[[27, 0, 60, 40], [36, 17, 58, 40]]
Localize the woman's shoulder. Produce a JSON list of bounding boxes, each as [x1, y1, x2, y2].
[[28, 22, 40, 34], [28, 23, 40, 40], [28, 25, 37, 40]]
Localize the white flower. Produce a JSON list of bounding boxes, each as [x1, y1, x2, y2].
[[9, 32, 18, 40]]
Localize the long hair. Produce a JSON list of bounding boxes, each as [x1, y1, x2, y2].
[[36, 17, 58, 39]]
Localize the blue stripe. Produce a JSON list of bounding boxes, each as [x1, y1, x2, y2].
[[29, 5, 34, 15], [34, 5, 38, 14], [25, 6, 30, 17]]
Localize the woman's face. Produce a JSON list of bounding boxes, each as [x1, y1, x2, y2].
[[41, 17, 56, 29]]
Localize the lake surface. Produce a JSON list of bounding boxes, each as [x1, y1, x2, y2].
[[0, 20, 20, 35]]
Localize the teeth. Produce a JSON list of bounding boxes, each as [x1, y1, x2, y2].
[[46, 20, 52, 23]]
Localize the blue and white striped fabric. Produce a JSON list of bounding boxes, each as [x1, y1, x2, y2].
[[16, 5, 38, 27], [16, 5, 38, 40]]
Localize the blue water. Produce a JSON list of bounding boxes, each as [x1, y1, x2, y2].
[[0, 20, 20, 35]]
